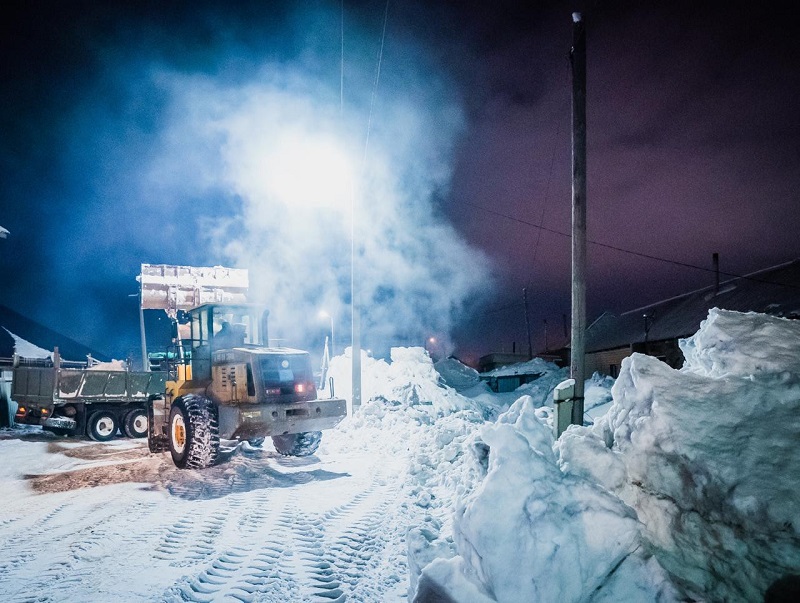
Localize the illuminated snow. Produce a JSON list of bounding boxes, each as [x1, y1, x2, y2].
[[1, 310, 797, 601]]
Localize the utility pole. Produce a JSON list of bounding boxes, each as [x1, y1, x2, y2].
[[543, 319, 549, 352], [569, 12, 587, 428], [523, 287, 533, 359]]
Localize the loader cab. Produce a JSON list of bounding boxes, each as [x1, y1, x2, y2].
[[186, 303, 269, 381]]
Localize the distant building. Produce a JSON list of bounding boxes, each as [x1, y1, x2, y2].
[[479, 357, 561, 393], [478, 352, 531, 373], [582, 259, 800, 377]]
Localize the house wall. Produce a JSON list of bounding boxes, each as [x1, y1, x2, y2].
[[585, 347, 631, 378], [586, 338, 686, 377]]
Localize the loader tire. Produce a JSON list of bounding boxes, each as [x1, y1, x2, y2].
[[123, 409, 148, 438], [168, 395, 220, 469], [87, 411, 119, 442], [271, 431, 322, 457]]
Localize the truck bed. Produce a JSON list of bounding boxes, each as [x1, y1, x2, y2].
[[11, 366, 167, 407]]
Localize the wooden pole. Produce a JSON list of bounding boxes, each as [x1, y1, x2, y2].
[[523, 287, 533, 359], [570, 12, 587, 427]]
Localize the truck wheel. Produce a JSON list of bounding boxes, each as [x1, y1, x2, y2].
[[87, 411, 118, 442], [168, 395, 220, 469], [271, 431, 322, 456], [123, 409, 148, 438]]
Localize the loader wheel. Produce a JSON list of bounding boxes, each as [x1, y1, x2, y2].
[[87, 411, 118, 442], [271, 431, 322, 457], [123, 409, 148, 438], [168, 395, 220, 469]]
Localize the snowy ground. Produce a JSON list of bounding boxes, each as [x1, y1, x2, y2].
[[2, 309, 799, 602], [0, 348, 568, 602], [0, 430, 413, 602]]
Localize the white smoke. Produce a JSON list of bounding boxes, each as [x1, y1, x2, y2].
[[143, 18, 492, 355]]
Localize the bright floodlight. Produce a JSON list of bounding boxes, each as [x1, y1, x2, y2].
[[269, 135, 354, 211]]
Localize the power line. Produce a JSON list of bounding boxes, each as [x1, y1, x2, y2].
[[462, 200, 800, 291]]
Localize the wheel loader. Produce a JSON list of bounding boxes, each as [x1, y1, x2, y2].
[[147, 302, 347, 469]]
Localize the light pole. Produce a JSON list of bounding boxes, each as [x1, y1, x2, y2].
[[319, 310, 335, 356]]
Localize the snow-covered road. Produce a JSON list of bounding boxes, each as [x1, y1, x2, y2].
[[0, 433, 411, 602]]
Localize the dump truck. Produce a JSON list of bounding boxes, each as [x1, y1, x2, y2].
[[146, 301, 347, 468], [5, 351, 166, 440]]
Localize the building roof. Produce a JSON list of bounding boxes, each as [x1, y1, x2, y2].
[[586, 259, 800, 353], [0, 304, 110, 361]]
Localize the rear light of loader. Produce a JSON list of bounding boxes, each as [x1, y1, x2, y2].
[[294, 382, 316, 397], [266, 387, 281, 396]]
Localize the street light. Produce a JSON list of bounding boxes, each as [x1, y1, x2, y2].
[[425, 337, 437, 359], [319, 310, 335, 356]]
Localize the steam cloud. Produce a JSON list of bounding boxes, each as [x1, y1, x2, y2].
[[139, 13, 492, 356]]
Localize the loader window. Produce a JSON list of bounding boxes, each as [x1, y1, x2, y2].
[[260, 355, 312, 387], [246, 363, 255, 396]]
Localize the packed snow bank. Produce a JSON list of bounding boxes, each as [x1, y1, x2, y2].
[[325, 347, 493, 597], [680, 307, 800, 378], [479, 356, 560, 378], [328, 347, 482, 418], [415, 396, 676, 602], [434, 357, 480, 392], [325, 347, 627, 601], [559, 309, 800, 601]]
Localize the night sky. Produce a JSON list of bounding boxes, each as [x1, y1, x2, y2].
[[2, 0, 799, 366]]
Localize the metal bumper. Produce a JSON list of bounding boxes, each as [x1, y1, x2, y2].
[[218, 398, 347, 440]]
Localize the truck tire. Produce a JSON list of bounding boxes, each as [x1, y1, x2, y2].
[[123, 409, 148, 439], [168, 395, 220, 469], [271, 431, 322, 457], [87, 411, 118, 442]]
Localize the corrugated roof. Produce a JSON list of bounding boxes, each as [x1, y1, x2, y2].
[[586, 259, 800, 353]]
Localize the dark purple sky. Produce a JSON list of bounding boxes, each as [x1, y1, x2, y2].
[[2, 0, 799, 364]]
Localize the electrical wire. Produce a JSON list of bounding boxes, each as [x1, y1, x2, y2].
[[361, 0, 390, 168], [463, 200, 800, 291]]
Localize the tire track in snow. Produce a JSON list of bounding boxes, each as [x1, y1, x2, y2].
[[3, 498, 142, 602], [0, 500, 77, 595], [163, 488, 299, 603], [154, 498, 234, 567], [319, 472, 408, 602]]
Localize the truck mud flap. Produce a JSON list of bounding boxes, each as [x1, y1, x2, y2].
[[147, 398, 169, 453]]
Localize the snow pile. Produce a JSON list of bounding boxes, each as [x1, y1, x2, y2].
[[464, 361, 570, 420], [328, 347, 483, 418], [416, 396, 676, 602], [680, 307, 800, 378], [479, 356, 560, 377], [325, 347, 497, 596], [559, 309, 800, 601], [583, 372, 615, 423], [434, 357, 480, 392], [88, 359, 127, 370]]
